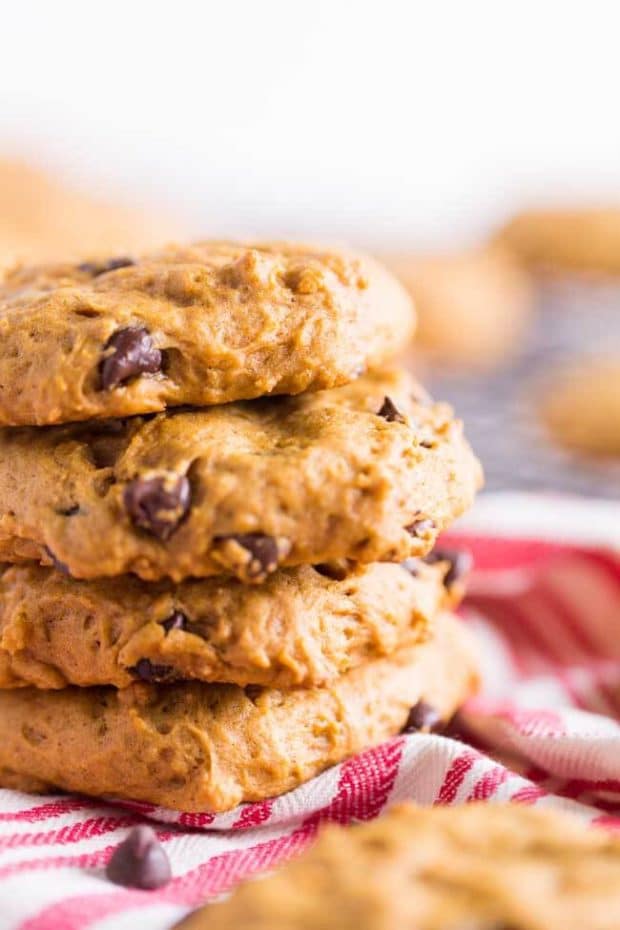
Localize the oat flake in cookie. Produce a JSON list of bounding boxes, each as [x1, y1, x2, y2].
[[0, 240, 414, 426], [0, 369, 482, 582]]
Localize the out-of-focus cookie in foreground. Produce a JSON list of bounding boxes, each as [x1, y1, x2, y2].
[[496, 207, 620, 275], [176, 802, 620, 930], [540, 357, 620, 457], [385, 246, 533, 368]]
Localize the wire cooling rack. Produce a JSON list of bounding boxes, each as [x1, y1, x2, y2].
[[423, 277, 620, 499]]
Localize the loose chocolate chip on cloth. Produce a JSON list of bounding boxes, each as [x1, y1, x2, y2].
[[0, 368, 482, 582], [0, 241, 414, 426], [106, 825, 171, 890], [0, 557, 456, 689], [0, 612, 478, 811], [400, 699, 443, 733], [174, 803, 620, 930]]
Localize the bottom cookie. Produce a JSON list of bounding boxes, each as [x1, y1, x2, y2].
[[0, 612, 477, 812], [176, 802, 620, 930]]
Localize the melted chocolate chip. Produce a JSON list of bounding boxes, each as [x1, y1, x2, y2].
[[123, 474, 190, 540], [43, 546, 71, 576], [400, 557, 422, 576], [377, 396, 406, 423], [401, 700, 442, 734], [99, 327, 162, 390], [130, 658, 175, 682], [424, 548, 473, 588], [405, 516, 436, 538], [161, 610, 187, 634], [79, 256, 135, 276], [105, 825, 171, 889], [217, 533, 282, 579]]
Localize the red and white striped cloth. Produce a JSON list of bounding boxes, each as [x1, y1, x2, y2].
[[0, 493, 619, 930]]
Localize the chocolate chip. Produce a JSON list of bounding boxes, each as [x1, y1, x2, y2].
[[123, 474, 190, 540], [313, 560, 351, 581], [43, 546, 71, 576], [377, 396, 406, 423], [424, 548, 473, 588], [79, 256, 135, 276], [56, 504, 80, 517], [105, 825, 171, 890], [89, 435, 125, 469], [215, 533, 283, 580], [405, 515, 436, 538], [130, 658, 175, 682], [245, 684, 263, 703], [401, 700, 442, 734], [99, 327, 162, 390], [161, 610, 187, 634], [400, 557, 422, 576]]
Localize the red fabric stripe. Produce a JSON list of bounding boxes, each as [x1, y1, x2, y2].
[[510, 784, 548, 804], [20, 742, 405, 930], [467, 765, 510, 801], [0, 814, 139, 851], [435, 752, 477, 804], [0, 798, 94, 823], [231, 801, 273, 830]]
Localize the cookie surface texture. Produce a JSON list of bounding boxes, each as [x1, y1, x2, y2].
[[0, 556, 460, 689], [0, 369, 482, 581], [0, 241, 414, 425], [0, 612, 478, 811]]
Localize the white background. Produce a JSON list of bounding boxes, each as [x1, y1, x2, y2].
[[2, 0, 620, 248]]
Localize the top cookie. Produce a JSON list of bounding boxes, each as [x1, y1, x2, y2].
[[0, 241, 414, 426], [177, 803, 620, 930]]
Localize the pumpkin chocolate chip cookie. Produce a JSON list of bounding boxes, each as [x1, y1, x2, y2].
[[0, 369, 482, 582], [0, 240, 414, 426], [0, 553, 465, 690], [540, 357, 620, 456], [386, 245, 533, 367], [496, 207, 620, 274], [176, 803, 620, 930], [0, 612, 478, 811]]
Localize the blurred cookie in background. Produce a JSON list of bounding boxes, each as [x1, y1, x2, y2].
[[540, 357, 620, 457], [385, 246, 533, 368], [497, 208, 620, 275], [0, 158, 186, 265]]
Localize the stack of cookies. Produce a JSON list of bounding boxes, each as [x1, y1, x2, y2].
[[0, 242, 482, 812]]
